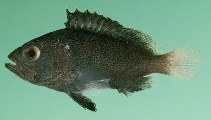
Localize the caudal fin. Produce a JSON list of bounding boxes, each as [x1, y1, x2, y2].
[[161, 46, 199, 79]]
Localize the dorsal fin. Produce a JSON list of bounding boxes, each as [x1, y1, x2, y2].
[[65, 9, 155, 54]]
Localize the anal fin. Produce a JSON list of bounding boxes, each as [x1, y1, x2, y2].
[[123, 77, 152, 95], [109, 76, 152, 95]]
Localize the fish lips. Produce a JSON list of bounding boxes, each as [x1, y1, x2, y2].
[[5, 54, 36, 82]]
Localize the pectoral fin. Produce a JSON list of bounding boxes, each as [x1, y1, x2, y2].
[[68, 93, 96, 112]]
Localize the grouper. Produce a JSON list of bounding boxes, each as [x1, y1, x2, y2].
[[5, 9, 197, 111]]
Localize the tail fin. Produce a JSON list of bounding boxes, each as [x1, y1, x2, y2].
[[160, 46, 199, 79]]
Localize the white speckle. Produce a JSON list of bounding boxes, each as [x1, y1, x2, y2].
[[65, 45, 70, 50], [76, 71, 83, 78], [40, 43, 44, 48]]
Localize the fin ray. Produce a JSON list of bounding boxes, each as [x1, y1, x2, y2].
[[160, 46, 199, 79], [69, 93, 97, 112], [65, 9, 155, 54], [109, 76, 152, 95]]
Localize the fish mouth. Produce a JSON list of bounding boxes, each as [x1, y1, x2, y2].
[[5, 54, 36, 81], [5, 54, 25, 79]]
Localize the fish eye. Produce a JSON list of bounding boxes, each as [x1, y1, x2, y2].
[[23, 46, 40, 61]]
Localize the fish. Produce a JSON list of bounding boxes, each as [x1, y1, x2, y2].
[[5, 9, 198, 112]]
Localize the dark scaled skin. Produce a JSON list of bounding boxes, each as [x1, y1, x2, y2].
[[5, 28, 160, 111], [5, 9, 193, 111]]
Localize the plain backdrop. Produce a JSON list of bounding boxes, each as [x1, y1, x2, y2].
[[0, 0, 210, 120]]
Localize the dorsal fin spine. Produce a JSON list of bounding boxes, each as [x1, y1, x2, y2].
[[65, 9, 155, 54]]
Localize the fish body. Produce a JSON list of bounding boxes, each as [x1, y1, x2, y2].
[[5, 9, 197, 111]]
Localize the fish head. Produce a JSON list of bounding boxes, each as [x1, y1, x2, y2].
[[5, 29, 73, 87]]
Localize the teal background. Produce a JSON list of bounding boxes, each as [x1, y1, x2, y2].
[[0, 0, 210, 120]]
